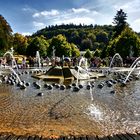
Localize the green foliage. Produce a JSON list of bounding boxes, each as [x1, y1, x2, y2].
[[2, 13, 140, 60], [93, 49, 101, 57], [0, 49, 5, 57], [113, 9, 128, 38], [96, 31, 109, 43], [81, 38, 92, 51], [26, 36, 49, 57], [100, 46, 107, 58], [0, 15, 13, 50], [71, 43, 80, 57], [108, 27, 140, 58], [33, 24, 113, 51], [84, 49, 92, 58], [13, 33, 28, 55], [48, 34, 72, 57]]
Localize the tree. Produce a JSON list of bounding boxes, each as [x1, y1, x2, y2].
[[70, 30, 80, 45], [113, 9, 128, 38], [13, 33, 28, 55], [48, 34, 72, 57], [81, 38, 92, 51], [107, 27, 140, 58], [71, 43, 80, 57], [26, 36, 49, 57], [96, 31, 109, 44], [93, 49, 101, 57], [100, 45, 107, 58], [0, 15, 13, 51], [84, 49, 92, 59], [93, 42, 100, 50], [87, 33, 96, 44]]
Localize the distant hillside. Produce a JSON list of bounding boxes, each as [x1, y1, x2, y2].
[[32, 24, 114, 51]]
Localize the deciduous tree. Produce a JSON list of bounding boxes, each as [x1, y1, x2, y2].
[[13, 33, 28, 55], [107, 27, 140, 58], [26, 36, 49, 57], [48, 34, 72, 57], [0, 15, 13, 51]]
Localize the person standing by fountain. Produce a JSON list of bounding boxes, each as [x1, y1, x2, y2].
[[45, 57, 50, 66], [28, 56, 33, 67], [22, 57, 26, 69]]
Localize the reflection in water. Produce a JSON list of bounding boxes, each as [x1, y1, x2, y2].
[[0, 69, 139, 137]]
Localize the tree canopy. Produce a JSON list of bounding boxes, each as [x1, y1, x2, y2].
[[0, 15, 13, 51], [84, 49, 92, 59], [26, 36, 49, 57], [107, 27, 140, 58], [13, 33, 28, 55], [1, 11, 140, 59], [47, 34, 80, 57], [33, 24, 114, 53]]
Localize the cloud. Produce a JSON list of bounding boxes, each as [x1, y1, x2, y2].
[[21, 32, 32, 36], [22, 7, 31, 12], [113, 0, 140, 13], [131, 18, 140, 32], [81, 0, 140, 32], [31, 7, 100, 31], [22, 6, 37, 13], [15, 0, 140, 33], [33, 9, 59, 18], [71, 8, 90, 13], [29, 0, 139, 33], [55, 17, 95, 25], [33, 21, 46, 30]]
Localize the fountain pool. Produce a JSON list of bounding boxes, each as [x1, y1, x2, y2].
[[0, 66, 139, 138]]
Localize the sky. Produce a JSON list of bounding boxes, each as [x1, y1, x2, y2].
[[1, 0, 140, 35]]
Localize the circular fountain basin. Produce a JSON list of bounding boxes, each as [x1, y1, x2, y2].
[[0, 67, 139, 138]]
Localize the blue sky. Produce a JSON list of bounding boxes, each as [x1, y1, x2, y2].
[[1, 0, 140, 35]]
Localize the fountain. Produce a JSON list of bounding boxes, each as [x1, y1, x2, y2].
[[76, 56, 90, 85], [0, 53, 139, 139], [32, 56, 98, 83], [109, 53, 123, 69], [3, 47, 19, 71], [129, 57, 140, 69], [123, 58, 140, 84], [36, 51, 41, 68], [4, 65, 22, 83]]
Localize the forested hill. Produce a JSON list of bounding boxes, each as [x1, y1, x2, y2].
[[1, 9, 140, 58], [32, 24, 114, 51]]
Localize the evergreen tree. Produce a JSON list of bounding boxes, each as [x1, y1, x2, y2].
[[84, 49, 92, 59], [113, 9, 128, 38]]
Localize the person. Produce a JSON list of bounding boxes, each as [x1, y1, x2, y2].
[[45, 57, 50, 66], [40, 57, 44, 67], [22, 57, 26, 68]]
